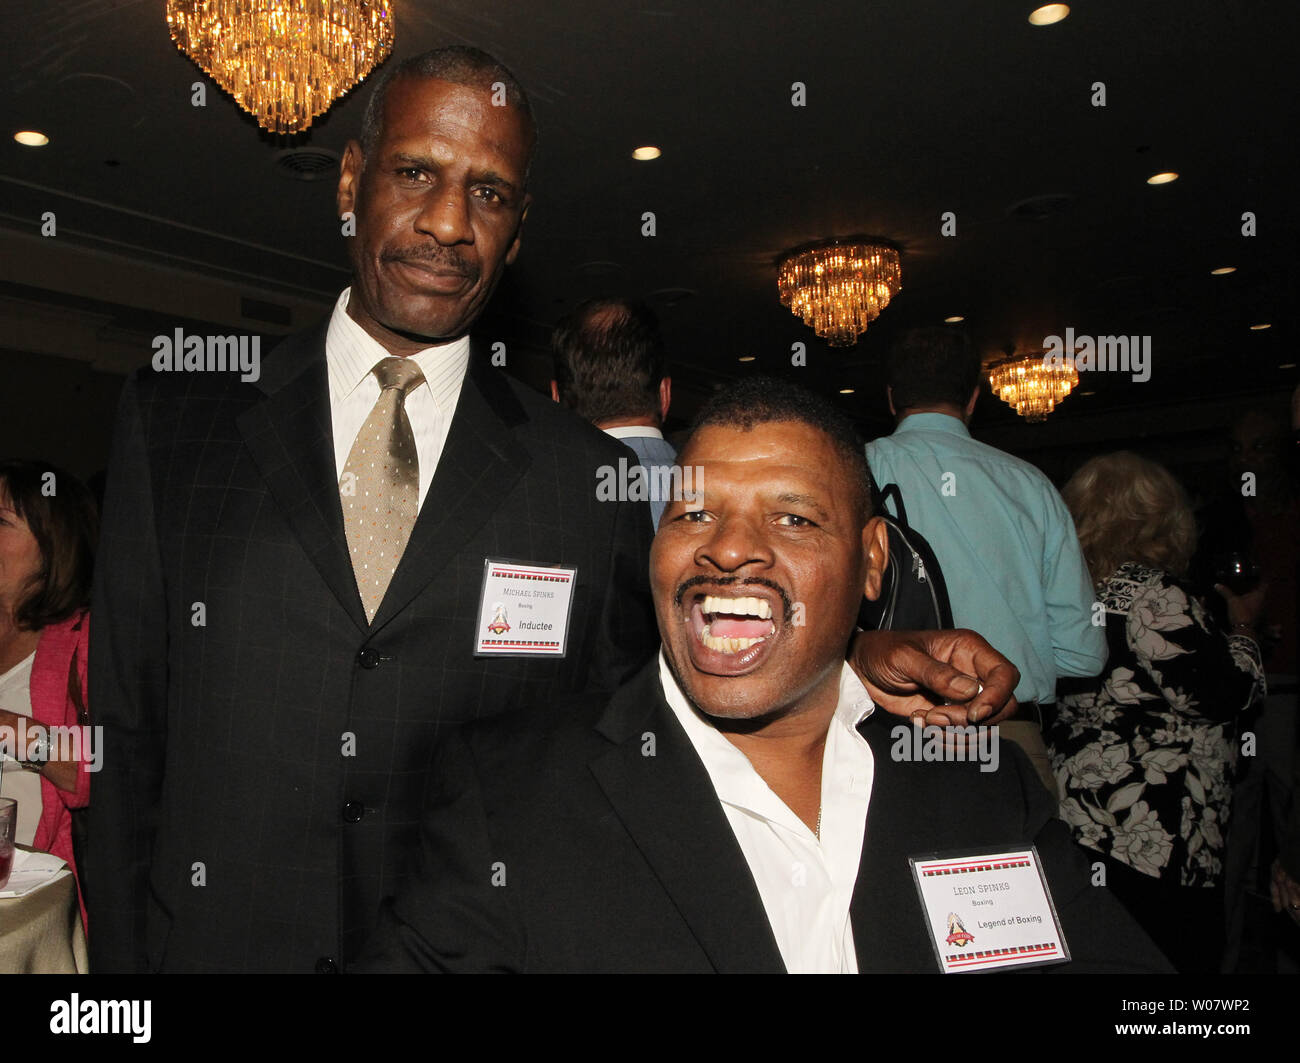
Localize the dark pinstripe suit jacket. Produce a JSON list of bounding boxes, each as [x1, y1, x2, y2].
[[85, 320, 656, 972]]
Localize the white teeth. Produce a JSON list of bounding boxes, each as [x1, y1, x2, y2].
[[701, 595, 773, 620], [696, 594, 775, 653], [700, 632, 764, 654]]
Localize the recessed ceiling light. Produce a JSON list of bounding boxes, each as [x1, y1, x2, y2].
[[838, 387, 855, 395], [737, 355, 756, 362], [1278, 363, 1297, 369], [1249, 323, 1271, 330], [1078, 390, 1096, 396], [1028, 4, 1070, 26], [14, 130, 49, 147], [632, 146, 661, 161], [944, 315, 965, 323], [1147, 171, 1179, 185], [1210, 266, 1236, 275]]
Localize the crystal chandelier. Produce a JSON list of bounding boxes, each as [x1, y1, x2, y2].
[[987, 353, 1079, 421], [166, 1, 395, 135], [777, 239, 901, 347]]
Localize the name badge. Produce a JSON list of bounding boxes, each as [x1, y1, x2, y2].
[[909, 847, 1070, 973], [474, 559, 577, 657]]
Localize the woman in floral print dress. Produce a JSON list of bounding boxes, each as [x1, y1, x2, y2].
[[1049, 452, 1265, 972]]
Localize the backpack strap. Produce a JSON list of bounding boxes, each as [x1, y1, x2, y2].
[[877, 481, 910, 527], [860, 481, 954, 630]]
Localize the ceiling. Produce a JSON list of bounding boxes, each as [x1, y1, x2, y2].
[[1, 0, 1296, 454]]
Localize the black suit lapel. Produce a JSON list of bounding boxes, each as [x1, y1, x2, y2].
[[849, 715, 943, 973], [236, 322, 369, 633], [587, 661, 787, 974], [368, 342, 531, 629]]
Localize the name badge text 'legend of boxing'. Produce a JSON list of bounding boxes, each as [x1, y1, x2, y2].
[[475, 559, 578, 657], [910, 847, 1069, 973]]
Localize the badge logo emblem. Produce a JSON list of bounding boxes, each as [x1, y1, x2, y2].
[[486, 602, 511, 635], [945, 912, 975, 948]]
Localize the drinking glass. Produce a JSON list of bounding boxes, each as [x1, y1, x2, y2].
[[0, 797, 16, 891]]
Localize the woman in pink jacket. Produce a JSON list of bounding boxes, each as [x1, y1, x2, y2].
[[0, 459, 97, 927]]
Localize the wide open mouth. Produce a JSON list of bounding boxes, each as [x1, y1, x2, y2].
[[682, 589, 783, 675], [692, 593, 776, 652]]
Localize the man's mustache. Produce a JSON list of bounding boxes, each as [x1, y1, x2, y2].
[[382, 247, 475, 277], [673, 575, 793, 619]]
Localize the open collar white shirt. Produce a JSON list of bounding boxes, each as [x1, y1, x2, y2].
[[325, 287, 471, 509], [658, 651, 876, 973]]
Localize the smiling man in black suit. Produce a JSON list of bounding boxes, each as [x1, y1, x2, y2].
[[87, 46, 1024, 974], [362, 379, 1169, 974]]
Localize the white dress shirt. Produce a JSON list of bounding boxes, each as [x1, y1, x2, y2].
[[325, 288, 472, 509], [658, 651, 876, 973]]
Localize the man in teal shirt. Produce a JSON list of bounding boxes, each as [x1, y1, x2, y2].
[[865, 328, 1106, 795]]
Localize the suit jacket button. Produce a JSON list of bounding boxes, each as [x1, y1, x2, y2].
[[357, 647, 381, 669], [342, 801, 364, 823], [315, 957, 338, 974]]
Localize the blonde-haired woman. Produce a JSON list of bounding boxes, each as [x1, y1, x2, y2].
[[1050, 451, 1264, 972]]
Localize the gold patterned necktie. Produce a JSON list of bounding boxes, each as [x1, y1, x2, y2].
[[341, 356, 426, 622]]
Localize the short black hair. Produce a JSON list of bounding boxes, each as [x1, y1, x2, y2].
[[359, 46, 536, 173], [552, 298, 665, 425], [887, 326, 983, 411], [0, 459, 98, 631], [687, 376, 873, 523]]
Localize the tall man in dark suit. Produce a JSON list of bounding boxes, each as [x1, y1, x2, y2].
[[86, 47, 662, 973], [87, 47, 1021, 973], [363, 379, 1168, 973]]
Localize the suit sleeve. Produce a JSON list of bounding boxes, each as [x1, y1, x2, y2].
[[584, 492, 656, 695], [85, 374, 170, 973], [354, 728, 527, 973]]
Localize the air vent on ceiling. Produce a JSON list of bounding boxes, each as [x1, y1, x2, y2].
[[649, 288, 696, 306], [274, 147, 341, 181], [1005, 193, 1075, 222]]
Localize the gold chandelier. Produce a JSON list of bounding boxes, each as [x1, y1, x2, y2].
[[987, 352, 1079, 421], [166, 1, 395, 135], [777, 239, 901, 347]]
